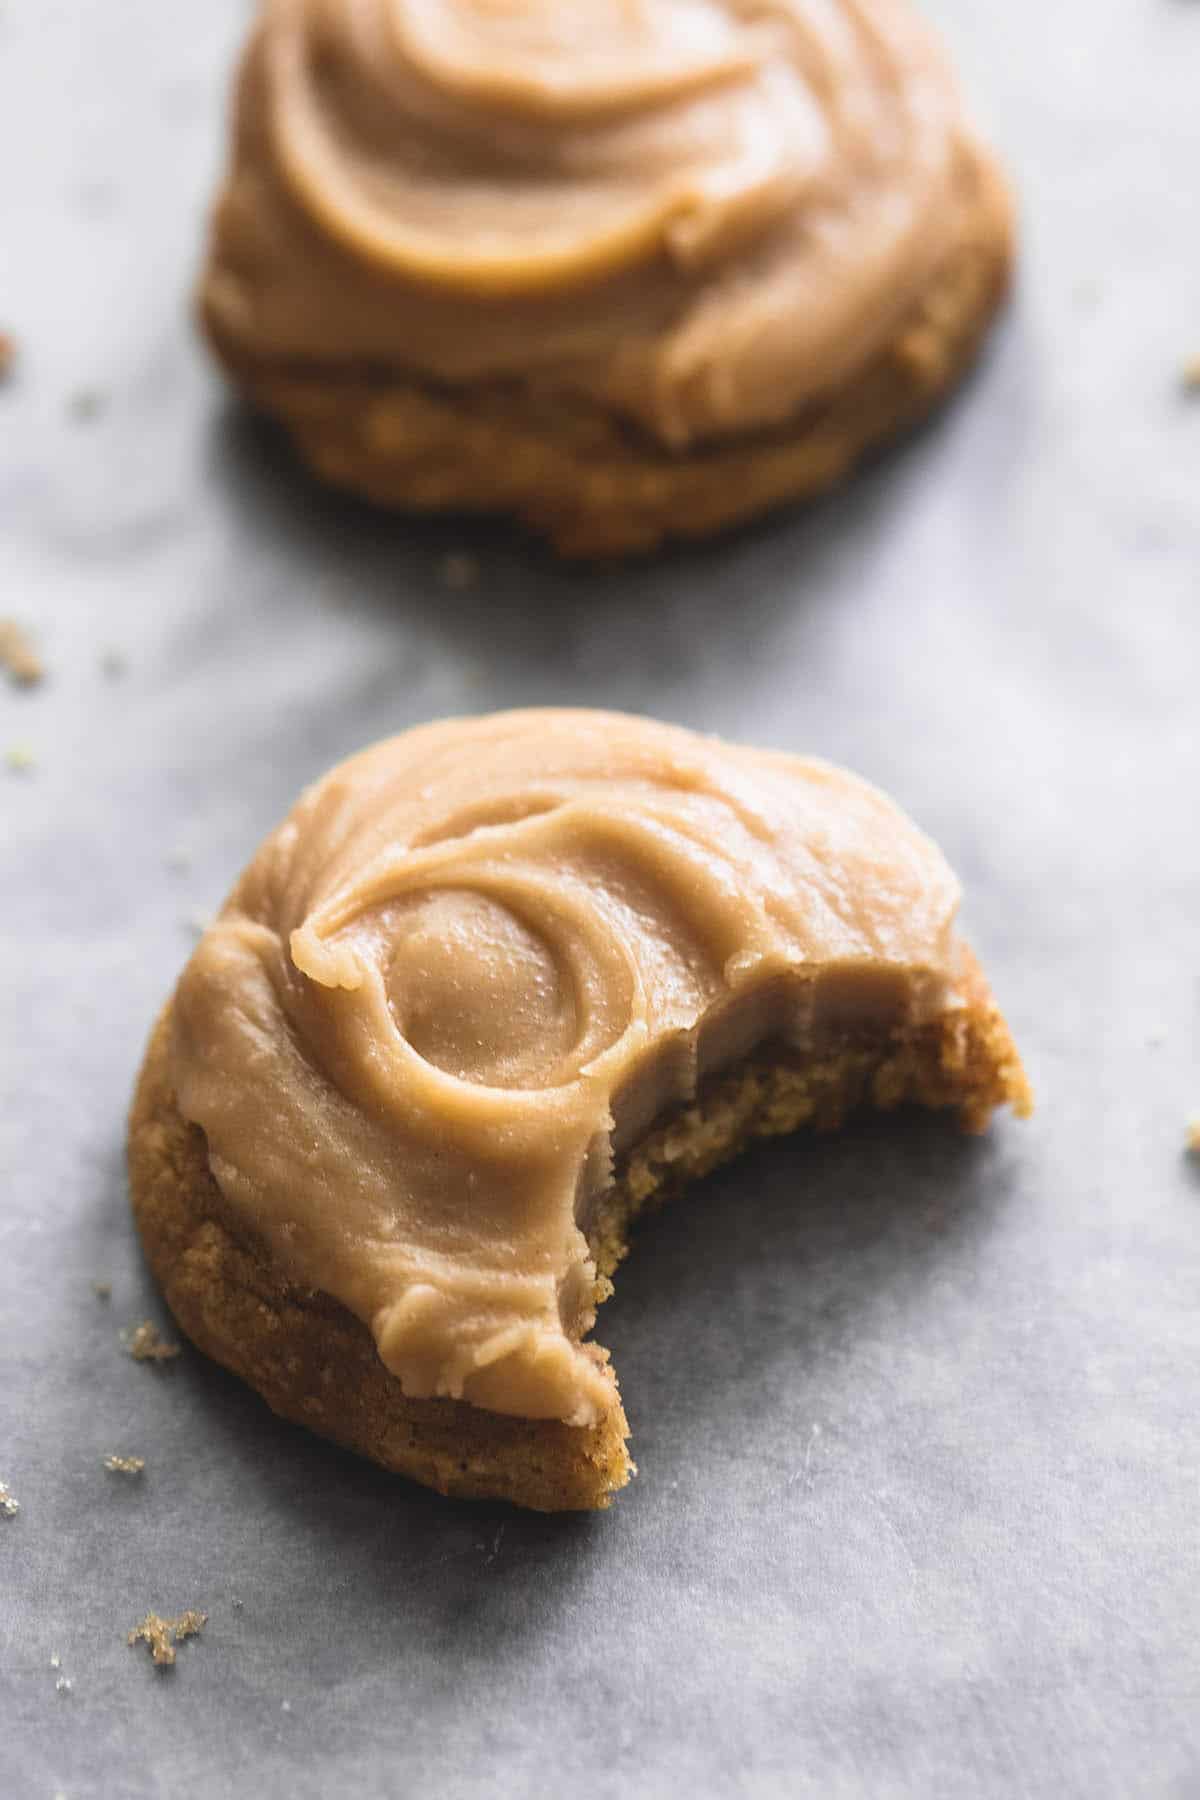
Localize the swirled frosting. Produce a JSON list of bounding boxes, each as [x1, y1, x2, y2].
[[172, 710, 967, 1424], [203, 0, 1002, 446]]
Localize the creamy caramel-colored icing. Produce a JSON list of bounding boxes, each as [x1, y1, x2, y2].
[[172, 710, 967, 1425], [203, 0, 1000, 447]]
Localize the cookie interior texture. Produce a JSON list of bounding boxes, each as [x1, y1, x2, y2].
[[128, 952, 1029, 1512]]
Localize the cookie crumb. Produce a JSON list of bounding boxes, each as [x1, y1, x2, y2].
[[50, 1653, 61, 1670], [127, 1609, 207, 1668], [231, 1596, 244, 1611], [92, 1279, 112, 1300], [67, 387, 106, 423], [438, 551, 479, 592], [6, 744, 36, 774], [104, 1455, 146, 1475], [281, 1699, 292, 1713], [1186, 1116, 1200, 1154], [0, 1479, 19, 1519], [121, 1321, 180, 1363], [1181, 355, 1200, 394], [100, 647, 127, 680], [56, 1676, 73, 1697], [0, 331, 15, 378], [0, 619, 44, 686]]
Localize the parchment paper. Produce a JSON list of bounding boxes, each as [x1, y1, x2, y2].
[[2, 3, 1199, 1794]]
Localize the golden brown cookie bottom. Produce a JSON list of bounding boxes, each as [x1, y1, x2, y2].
[[203, 164, 1012, 557], [127, 951, 1029, 1512]]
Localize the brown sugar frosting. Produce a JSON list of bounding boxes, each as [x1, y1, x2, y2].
[[203, 0, 1002, 449], [170, 709, 975, 1427]]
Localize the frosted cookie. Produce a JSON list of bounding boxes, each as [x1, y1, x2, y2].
[[128, 710, 1031, 1509], [199, 0, 1014, 554]]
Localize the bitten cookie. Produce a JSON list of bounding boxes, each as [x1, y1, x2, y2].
[[128, 710, 1031, 1510], [199, 0, 1014, 555]]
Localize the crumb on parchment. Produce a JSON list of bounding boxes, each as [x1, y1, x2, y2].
[[104, 1455, 146, 1475], [6, 745, 36, 774], [0, 1479, 18, 1519], [121, 1321, 180, 1363], [127, 1609, 207, 1668], [92, 1280, 112, 1300], [0, 619, 44, 686], [1181, 355, 1200, 393], [0, 331, 15, 378], [1186, 1116, 1200, 1154], [438, 550, 479, 591], [67, 387, 106, 423]]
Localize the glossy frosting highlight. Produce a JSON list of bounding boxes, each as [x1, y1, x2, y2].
[[171, 711, 966, 1425]]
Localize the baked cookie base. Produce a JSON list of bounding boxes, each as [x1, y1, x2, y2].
[[127, 951, 1029, 1512], [203, 160, 1012, 557]]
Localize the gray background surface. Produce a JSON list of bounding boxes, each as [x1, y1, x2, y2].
[[2, 2, 1199, 1795]]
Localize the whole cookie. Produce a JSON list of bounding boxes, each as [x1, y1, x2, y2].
[[200, 0, 1014, 554]]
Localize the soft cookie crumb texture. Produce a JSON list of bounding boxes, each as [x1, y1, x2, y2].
[[122, 1321, 180, 1363], [0, 619, 44, 686], [127, 1610, 208, 1667]]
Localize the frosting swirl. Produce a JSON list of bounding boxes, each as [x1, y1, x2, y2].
[[203, 0, 999, 446], [172, 711, 965, 1425]]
